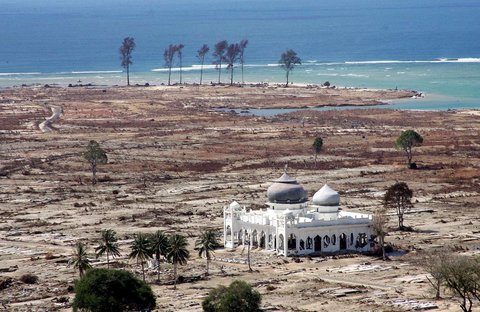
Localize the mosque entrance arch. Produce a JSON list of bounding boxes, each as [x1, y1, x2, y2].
[[278, 234, 284, 251], [259, 231, 266, 248], [252, 230, 258, 248], [314, 235, 322, 252], [287, 234, 297, 250], [339, 233, 347, 250], [226, 226, 232, 242]]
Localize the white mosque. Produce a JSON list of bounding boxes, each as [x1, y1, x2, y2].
[[223, 170, 373, 256]]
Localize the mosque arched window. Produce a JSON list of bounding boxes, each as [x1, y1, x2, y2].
[[323, 235, 330, 248], [306, 237, 313, 249], [355, 233, 368, 248], [331, 234, 336, 245], [299, 239, 305, 250]]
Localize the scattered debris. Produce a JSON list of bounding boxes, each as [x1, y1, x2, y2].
[[389, 299, 438, 310], [318, 287, 366, 298]]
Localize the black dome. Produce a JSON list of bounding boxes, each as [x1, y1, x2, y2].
[[267, 173, 308, 204]]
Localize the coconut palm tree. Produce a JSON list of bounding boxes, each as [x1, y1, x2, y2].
[[224, 43, 240, 86], [212, 40, 228, 84], [197, 44, 209, 85], [166, 233, 189, 289], [164, 44, 176, 86], [70, 242, 91, 277], [148, 230, 170, 282], [95, 229, 121, 268], [238, 39, 248, 84], [195, 230, 219, 276], [176, 44, 185, 84], [119, 37, 135, 86], [129, 233, 153, 282]]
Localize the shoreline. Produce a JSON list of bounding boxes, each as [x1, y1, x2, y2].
[[0, 83, 420, 110]]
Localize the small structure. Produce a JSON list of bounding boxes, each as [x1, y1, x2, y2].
[[223, 171, 373, 256]]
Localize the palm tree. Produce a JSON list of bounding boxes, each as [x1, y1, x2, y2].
[[197, 44, 209, 85], [166, 233, 189, 289], [148, 230, 170, 282], [129, 233, 153, 282], [119, 37, 135, 86], [195, 230, 219, 275], [238, 39, 248, 84], [164, 44, 176, 86], [224, 43, 240, 86], [176, 44, 185, 84], [212, 40, 228, 84], [69, 242, 91, 277], [95, 229, 121, 268]]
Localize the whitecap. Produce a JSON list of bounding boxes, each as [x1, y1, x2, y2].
[[317, 73, 338, 76], [0, 72, 42, 76], [71, 70, 122, 74], [345, 57, 480, 64], [340, 73, 369, 78], [152, 64, 227, 72]]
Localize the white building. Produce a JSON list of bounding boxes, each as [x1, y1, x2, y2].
[[223, 171, 373, 256]]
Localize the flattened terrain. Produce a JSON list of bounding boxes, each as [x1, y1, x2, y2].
[[0, 85, 479, 311]]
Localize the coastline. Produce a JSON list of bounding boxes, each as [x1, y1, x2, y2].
[[0, 83, 419, 110]]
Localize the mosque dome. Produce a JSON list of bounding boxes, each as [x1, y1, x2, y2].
[[312, 184, 340, 207], [229, 201, 241, 210], [267, 172, 308, 204]]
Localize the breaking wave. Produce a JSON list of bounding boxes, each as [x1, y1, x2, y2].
[[0, 72, 42, 76], [69, 70, 122, 74], [344, 58, 480, 64]]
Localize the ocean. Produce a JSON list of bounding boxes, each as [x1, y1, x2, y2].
[[1, 0, 480, 109]]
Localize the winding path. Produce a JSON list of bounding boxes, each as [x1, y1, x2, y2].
[[39, 106, 63, 132]]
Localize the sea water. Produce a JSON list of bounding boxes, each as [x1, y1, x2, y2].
[[1, 0, 479, 109]]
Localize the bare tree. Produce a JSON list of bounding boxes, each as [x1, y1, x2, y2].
[[197, 44, 210, 85], [212, 40, 228, 84], [441, 255, 480, 312], [418, 250, 449, 299], [238, 39, 248, 84], [119, 37, 135, 86], [384, 182, 413, 229], [164, 44, 176, 86], [176, 44, 185, 84], [224, 43, 240, 86], [372, 208, 388, 260]]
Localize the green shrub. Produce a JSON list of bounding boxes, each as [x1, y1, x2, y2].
[[72, 268, 156, 312], [202, 280, 261, 312]]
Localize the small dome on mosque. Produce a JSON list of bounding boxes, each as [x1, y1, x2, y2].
[[267, 172, 308, 204], [312, 184, 340, 206], [229, 201, 241, 210]]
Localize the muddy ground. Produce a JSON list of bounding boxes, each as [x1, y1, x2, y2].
[[0, 85, 479, 311]]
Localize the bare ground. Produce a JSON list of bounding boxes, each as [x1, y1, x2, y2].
[[0, 85, 479, 311]]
